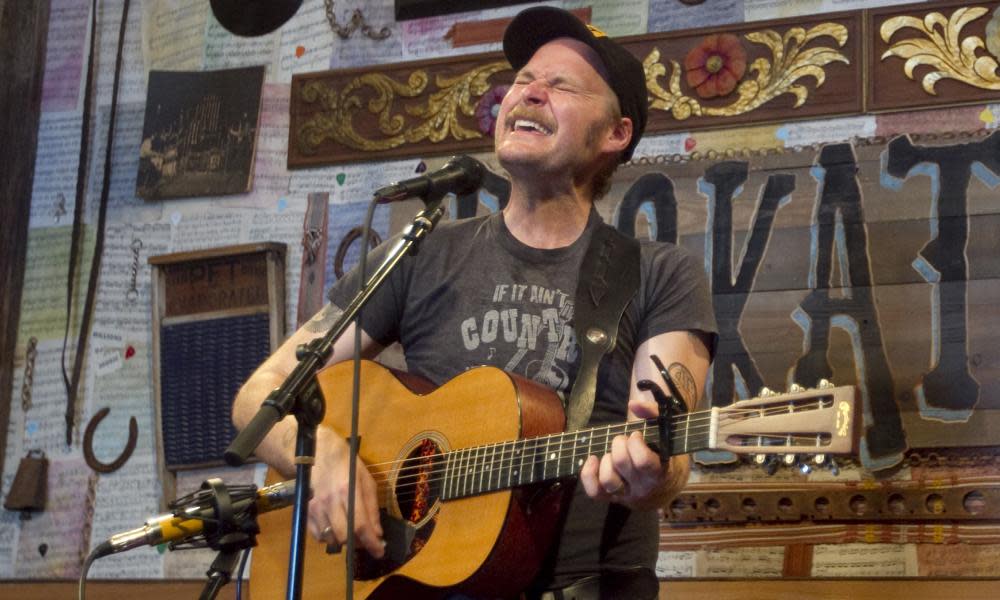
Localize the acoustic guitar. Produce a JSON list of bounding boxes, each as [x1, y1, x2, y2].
[[251, 359, 856, 599]]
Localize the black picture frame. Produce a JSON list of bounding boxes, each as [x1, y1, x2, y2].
[[395, 0, 532, 21]]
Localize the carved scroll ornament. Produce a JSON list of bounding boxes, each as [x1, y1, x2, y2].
[[881, 6, 1000, 94], [296, 60, 510, 156], [646, 23, 850, 120]]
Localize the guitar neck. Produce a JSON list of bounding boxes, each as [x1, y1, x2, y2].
[[440, 414, 705, 500], [436, 382, 856, 500]]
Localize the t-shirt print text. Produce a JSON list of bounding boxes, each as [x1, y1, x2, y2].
[[459, 283, 578, 392]]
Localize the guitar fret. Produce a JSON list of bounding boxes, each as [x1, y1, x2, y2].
[[561, 433, 573, 476], [527, 437, 538, 484], [504, 440, 511, 488], [456, 449, 464, 497], [542, 436, 550, 480], [488, 442, 497, 492], [443, 451, 452, 500], [474, 445, 483, 495], [683, 413, 690, 453], [463, 447, 472, 497], [516, 439, 526, 485]]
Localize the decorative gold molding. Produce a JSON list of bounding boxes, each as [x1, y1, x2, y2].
[[880, 6, 1000, 94], [296, 60, 510, 155], [646, 24, 850, 120]]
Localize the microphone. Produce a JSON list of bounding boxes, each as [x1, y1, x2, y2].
[[92, 479, 297, 559], [374, 155, 486, 203]]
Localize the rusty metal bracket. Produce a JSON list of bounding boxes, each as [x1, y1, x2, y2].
[[83, 407, 138, 474]]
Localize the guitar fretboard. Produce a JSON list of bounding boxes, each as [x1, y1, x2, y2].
[[440, 414, 708, 500]]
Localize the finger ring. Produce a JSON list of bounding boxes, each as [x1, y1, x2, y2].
[[607, 481, 626, 496], [321, 526, 333, 539]]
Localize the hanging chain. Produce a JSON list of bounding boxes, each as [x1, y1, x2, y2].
[[21, 337, 39, 414], [324, 0, 391, 41]]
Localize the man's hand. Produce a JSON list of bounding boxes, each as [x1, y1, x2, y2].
[[307, 427, 386, 558], [578, 394, 687, 510], [579, 330, 709, 510]]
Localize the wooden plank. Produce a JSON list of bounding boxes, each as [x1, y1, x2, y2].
[[0, 0, 49, 488], [869, 0, 1000, 113], [711, 277, 1000, 452], [0, 578, 997, 599], [288, 13, 861, 167]]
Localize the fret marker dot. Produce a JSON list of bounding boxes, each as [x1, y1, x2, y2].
[[577, 458, 584, 466], [549, 452, 557, 460]]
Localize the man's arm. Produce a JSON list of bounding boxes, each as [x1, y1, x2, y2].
[[231, 303, 388, 556], [579, 329, 712, 510]]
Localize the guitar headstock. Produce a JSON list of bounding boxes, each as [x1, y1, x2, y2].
[[710, 380, 857, 473]]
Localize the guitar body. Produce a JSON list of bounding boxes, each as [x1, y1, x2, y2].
[[250, 360, 569, 599]]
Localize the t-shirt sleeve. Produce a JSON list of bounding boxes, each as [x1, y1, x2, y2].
[[637, 243, 718, 359], [326, 235, 409, 347]]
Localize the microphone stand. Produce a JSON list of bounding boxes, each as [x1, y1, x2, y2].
[[224, 191, 449, 600]]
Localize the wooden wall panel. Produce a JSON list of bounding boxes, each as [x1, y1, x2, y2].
[[0, 0, 49, 485], [0, 578, 997, 599]]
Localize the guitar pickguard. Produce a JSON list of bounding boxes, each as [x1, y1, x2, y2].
[[356, 436, 443, 580]]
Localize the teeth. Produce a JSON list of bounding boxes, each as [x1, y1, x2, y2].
[[514, 119, 551, 135]]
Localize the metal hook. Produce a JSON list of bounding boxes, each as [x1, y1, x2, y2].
[[82, 407, 138, 474]]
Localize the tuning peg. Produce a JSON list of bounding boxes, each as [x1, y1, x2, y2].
[[761, 455, 779, 476], [798, 462, 812, 475], [813, 454, 827, 466], [827, 458, 840, 476], [759, 387, 776, 397], [817, 379, 834, 389], [788, 383, 805, 393], [782, 453, 796, 466]]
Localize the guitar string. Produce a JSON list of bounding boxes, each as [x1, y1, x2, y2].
[[377, 415, 834, 495], [368, 403, 837, 498], [363, 397, 833, 480], [377, 428, 835, 506], [360, 400, 823, 478], [375, 427, 834, 503]]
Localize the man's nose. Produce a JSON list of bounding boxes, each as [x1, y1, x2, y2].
[[520, 79, 549, 105]]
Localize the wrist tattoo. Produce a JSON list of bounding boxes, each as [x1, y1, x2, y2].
[[304, 303, 343, 333]]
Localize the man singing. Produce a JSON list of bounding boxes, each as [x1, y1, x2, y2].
[[234, 6, 717, 598]]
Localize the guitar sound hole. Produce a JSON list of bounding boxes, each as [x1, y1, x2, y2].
[[355, 437, 443, 581], [395, 438, 444, 524]]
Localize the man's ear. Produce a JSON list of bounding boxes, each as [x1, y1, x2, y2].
[[604, 116, 633, 155]]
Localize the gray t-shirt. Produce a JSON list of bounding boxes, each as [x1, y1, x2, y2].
[[329, 209, 717, 589]]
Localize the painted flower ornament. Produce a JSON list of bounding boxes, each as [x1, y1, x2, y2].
[[476, 84, 510, 136], [684, 33, 747, 99]]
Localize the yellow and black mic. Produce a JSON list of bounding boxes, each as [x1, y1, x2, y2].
[[93, 479, 296, 559]]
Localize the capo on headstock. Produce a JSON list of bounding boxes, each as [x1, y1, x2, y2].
[[637, 355, 689, 462]]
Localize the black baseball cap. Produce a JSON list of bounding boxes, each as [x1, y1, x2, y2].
[[503, 6, 648, 162]]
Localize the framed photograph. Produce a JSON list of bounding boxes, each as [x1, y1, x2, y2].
[[137, 66, 265, 200]]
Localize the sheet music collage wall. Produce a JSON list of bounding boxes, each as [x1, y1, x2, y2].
[[4, 0, 1000, 587]]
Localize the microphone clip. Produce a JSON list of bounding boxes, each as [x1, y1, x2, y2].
[[168, 478, 260, 554]]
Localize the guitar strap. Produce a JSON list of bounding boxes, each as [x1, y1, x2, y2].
[[564, 222, 640, 431]]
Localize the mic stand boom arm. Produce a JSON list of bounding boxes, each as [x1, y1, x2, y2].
[[224, 197, 448, 600]]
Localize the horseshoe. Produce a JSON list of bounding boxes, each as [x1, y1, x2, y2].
[[334, 226, 382, 279], [83, 407, 138, 474]]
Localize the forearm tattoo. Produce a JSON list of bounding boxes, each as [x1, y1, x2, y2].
[[303, 303, 343, 333], [667, 361, 698, 411]]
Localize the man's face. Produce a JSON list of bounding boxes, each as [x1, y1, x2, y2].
[[495, 38, 627, 183]]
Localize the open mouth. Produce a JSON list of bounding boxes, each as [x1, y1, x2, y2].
[[511, 119, 553, 135]]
